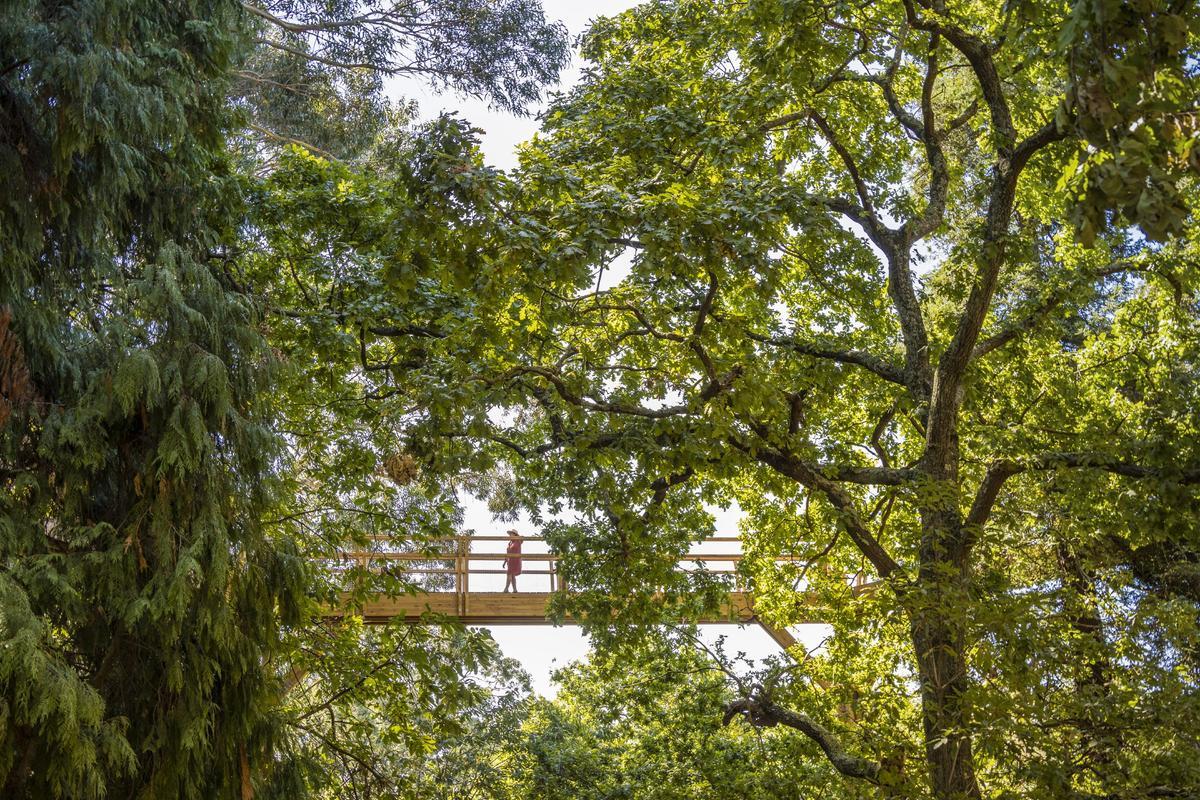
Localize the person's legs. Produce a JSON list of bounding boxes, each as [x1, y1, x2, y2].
[[503, 574, 514, 593]]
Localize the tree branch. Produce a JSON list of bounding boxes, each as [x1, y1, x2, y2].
[[759, 111, 807, 132], [901, 0, 1015, 152], [964, 460, 1022, 528], [809, 109, 882, 230], [643, 468, 696, 523], [367, 323, 446, 339], [724, 696, 881, 782], [748, 332, 907, 386], [971, 263, 1139, 360], [1021, 453, 1200, 483], [966, 454, 1200, 531], [738, 438, 905, 580], [688, 271, 721, 382], [255, 37, 388, 73], [904, 32, 950, 241], [246, 123, 343, 161], [820, 464, 918, 486], [487, 365, 692, 419]]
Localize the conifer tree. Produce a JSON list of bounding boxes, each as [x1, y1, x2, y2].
[[1, 2, 306, 796], [1, 1, 569, 796]]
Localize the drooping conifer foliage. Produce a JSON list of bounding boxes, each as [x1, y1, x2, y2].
[[0, 2, 309, 797], [0, 0, 567, 797], [235, 0, 570, 161]]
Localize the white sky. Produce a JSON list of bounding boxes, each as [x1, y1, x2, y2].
[[386, 0, 829, 696], [387, 1, 638, 171]]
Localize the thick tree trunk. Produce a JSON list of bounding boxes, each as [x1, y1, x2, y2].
[[911, 503, 982, 800], [3, 727, 35, 798], [910, 607, 980, 799]]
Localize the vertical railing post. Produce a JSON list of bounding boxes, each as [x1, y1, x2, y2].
[[462, 535, 469, 615], [455, 535, 467, 617]]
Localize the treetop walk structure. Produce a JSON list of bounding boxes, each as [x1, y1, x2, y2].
[[325, 534, 872, 650]]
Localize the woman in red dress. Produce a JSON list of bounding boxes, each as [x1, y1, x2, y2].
[[503, 528, 522, 592]]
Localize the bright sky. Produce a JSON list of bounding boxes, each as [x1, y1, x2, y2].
[[386, 0, 829, 695], [387, 1, 636, 171]]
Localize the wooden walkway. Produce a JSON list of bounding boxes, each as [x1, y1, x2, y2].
[[345, 590, 758, 626], [325, 535, 817, 649]]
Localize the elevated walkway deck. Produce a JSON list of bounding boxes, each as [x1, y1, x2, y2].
[[344, 590, 758, 626], [324, 534, 855, 649]]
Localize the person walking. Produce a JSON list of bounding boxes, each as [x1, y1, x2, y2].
[[503, 529, 523, 592]]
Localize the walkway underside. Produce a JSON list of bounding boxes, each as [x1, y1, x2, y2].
[[335, 590, 760, 625], [328, 591, 800, 649]]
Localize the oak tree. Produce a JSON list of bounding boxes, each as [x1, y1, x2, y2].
[[385, 1, 1200, 797]]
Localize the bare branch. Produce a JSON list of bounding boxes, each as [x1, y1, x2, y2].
[[246, 123, 343, 161], [586, 303, 686, 342], [820, 464, 918, 486], [810, 195, 886, 242], [243, 1, 387, 34], [1012, 116, 1067, 173], [878, 21, 923, 137], [644, 468, 696, 521], [873, 75, 925, 139], [367, 324, 446, 339], [809, 109, 880, 227], [964, 460, 1022, 528], [870, 401, 899, 469], [1020, 453, 1200, 483], [739, 439, 905, 580], [255, 37, 389, 73], [689, 271, 721, 381], [487, 365, 691, 419], [904, 32, 950, 241], [759, 111, 807, 133], [944, 98, 980, 132], [901, 0, 1015, 152], [724, 696, 881, 782]]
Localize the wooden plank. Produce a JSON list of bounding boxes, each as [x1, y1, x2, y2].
[[758, 620, 799, 650], [327, 592, 764, 626], [334, 551, 813, 564], [356, 534, 746, 543], [330, 592, 459, 623]]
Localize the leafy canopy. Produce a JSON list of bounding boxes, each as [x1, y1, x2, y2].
[[347, 0, 1200, 797]]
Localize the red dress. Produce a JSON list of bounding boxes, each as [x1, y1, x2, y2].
[[505, 538, 523, 576]]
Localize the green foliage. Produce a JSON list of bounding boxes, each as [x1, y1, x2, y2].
[[281, 621, 530, 800], [239, 124, 509, 587], [515, 637, 847, 800], [321, 1, 1198, 796], [1052, 0, 1200, 242], [0, 0, 308, 797]]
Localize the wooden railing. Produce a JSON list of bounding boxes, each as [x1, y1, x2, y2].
[[330, 534, 761, 596], [326, 534, 870, 630]]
